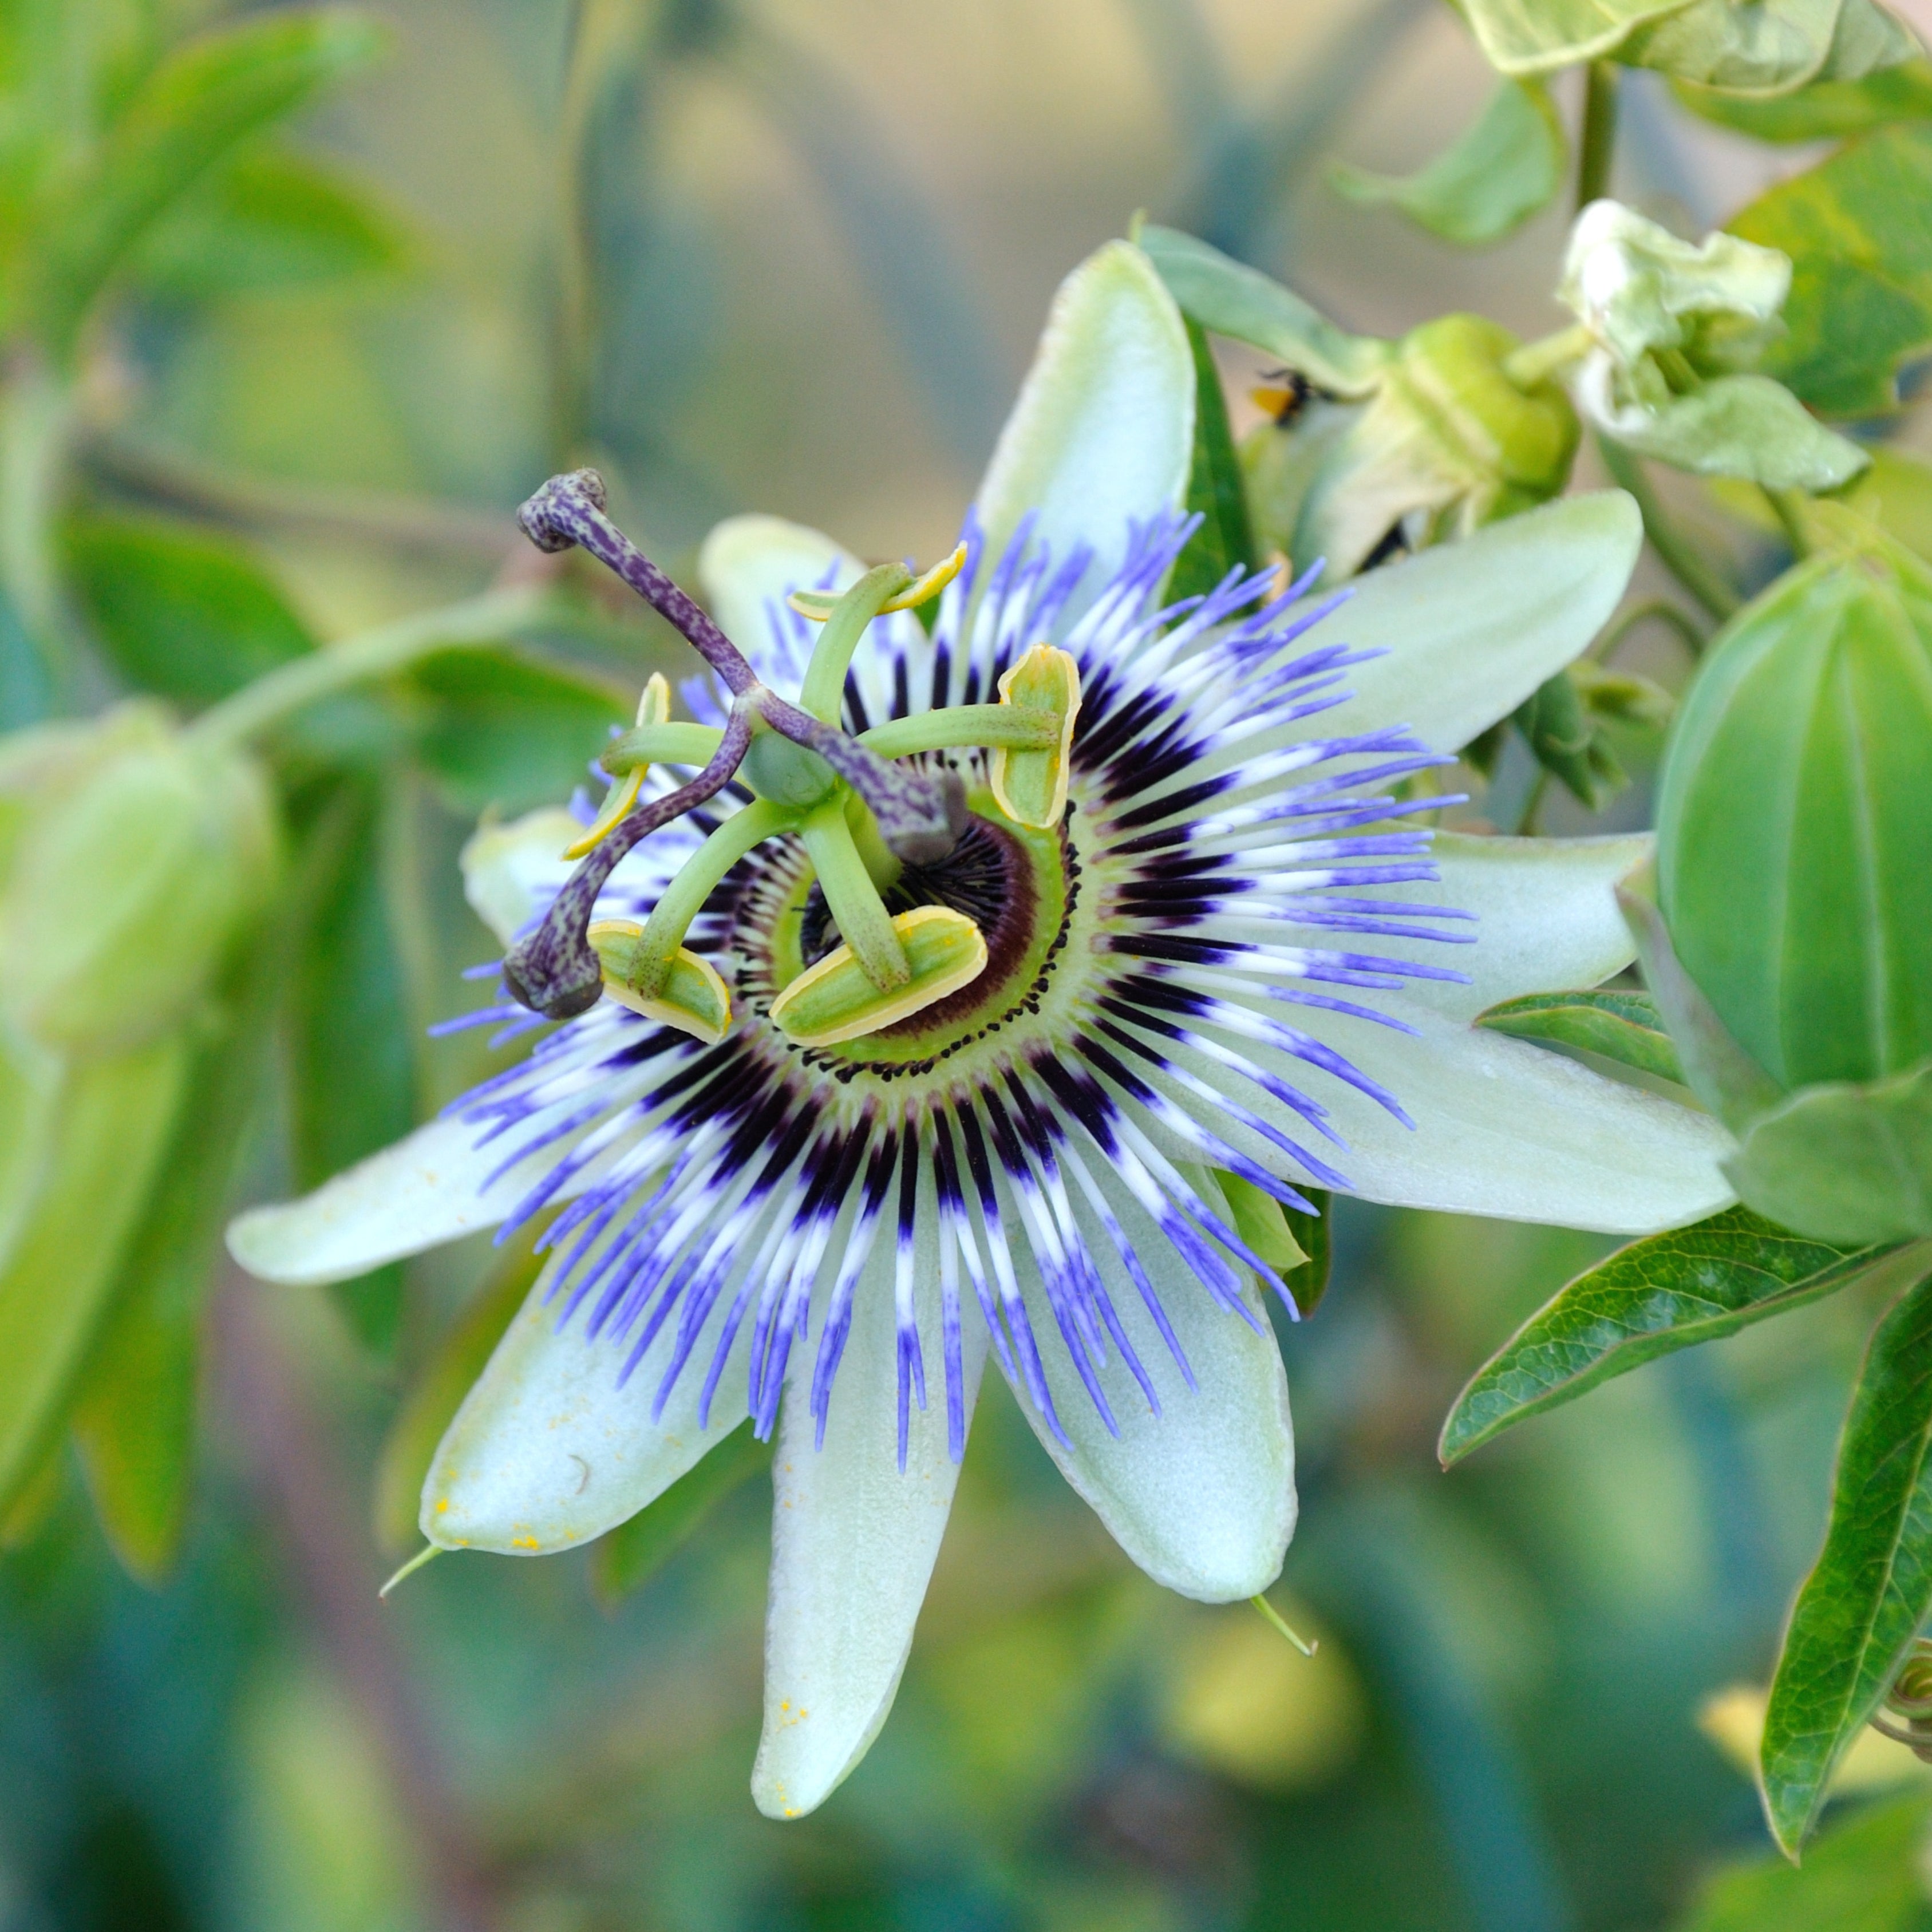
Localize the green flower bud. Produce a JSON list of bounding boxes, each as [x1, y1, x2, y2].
[[1245, 314, 1577, 580], [1656, 508, 1932, 1095], [0, 702, 279, 1053]]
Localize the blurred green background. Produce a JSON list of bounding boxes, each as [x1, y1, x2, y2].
[[2, 2, 1922, 1928]]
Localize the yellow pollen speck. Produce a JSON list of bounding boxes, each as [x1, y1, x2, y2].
[[435, 1498, 448, 1514]]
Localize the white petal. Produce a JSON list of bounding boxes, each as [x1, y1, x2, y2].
[[1282, 491, 1643, 749], [973, 240, 1193, 612], [698, 513, 856, 688], [994, 1157, 1295, 1601], [421, 1242, 752, 1553], [225, 1089, 625, 1287], [1270, 831, 1650, 1023], [1194, 991, 1734, 1232], [753, 1170, 986, 1820], [460, 808, 580, 947]]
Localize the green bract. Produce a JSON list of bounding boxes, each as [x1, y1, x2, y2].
[[1247, 313, 1578, 580], [1558, 199, 1868, 489], [1653, 509, 1932, 1238], [0, 701, 279, 1053]]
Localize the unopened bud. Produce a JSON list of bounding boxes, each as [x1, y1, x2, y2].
[[0, 703, 279, 1053]]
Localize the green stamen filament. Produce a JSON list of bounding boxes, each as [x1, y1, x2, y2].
[[798, 563, 912, 722], [800, 795, 908, 990], [624, 798, 792, 997], [859, 706, 1061, 758], [599, 721, 728, 775]]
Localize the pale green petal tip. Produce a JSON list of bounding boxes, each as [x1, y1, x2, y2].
[[697, 515, 856, 666], [973, 237, 1194, 594], [460, 807, 582, 949]]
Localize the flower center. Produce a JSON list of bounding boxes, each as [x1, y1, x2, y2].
[[726, 779, 1093, 1084]]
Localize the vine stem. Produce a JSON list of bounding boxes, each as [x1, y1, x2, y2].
[[185, 586, 556, 753], [1595, 434, 1741, 622], [215, 1277, 499, 1932], [1589, 597, 1708, 663], [1575, 61, 1618, 210]]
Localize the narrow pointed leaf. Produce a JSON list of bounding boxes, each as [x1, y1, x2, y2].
[[1139, 225, 1392, 396], [1169, 315, 1258, 603], [1440, 1209, 1923, 1464], [1763, 1266, 1932, 1854], [1477, 988, 1686, 1083]]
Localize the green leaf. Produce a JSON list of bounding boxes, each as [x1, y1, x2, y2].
[[1620, 0, 1913, 97], [1453, 0, 1694, 75], [286, 781, 414, 1356], [131, 144, 407, 298], [1169, 315, 1259, 604], [1673, 54, 1932, 140], [69, 938, 280, 1583], [66, 512, 314, 705], [403, 646, 631, 819], [590, 1421, 771, 1605], [0, 1030, 189, 1515], [1477, 987, 1687, 1082], [1329, 78, 1565, 246], [1730, 124, 1932, 417], [1137, 224, 1393, 397], [1762, 1265, 1932, 1854], [1677, 1791, 1932, 1931], [370, 1235, 544, 1556], [1729, 1058, 1932, 1244], [1439, 1207, 1916, 1464], [1594, 370, 1872, 490], [31, 10, 386, 357]]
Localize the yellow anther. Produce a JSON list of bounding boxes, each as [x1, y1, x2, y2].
[[989, 645, 1081, 830], [786, 543, 969, 622], [564, 674, 671, 859], [769, 905, 987, 1047], [588, 918, 732, 1043]]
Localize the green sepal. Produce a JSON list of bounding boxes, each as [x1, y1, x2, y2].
[[1278, 1191, 1333, 1317], [1762, 1263, 1932, 1856], [590, 1422, 772, 1606], [370, 1235, 546, 1556], [1439, 1206, 1921, 1465], [1673, 53, 1932, 140], [1728, 1058, 1932, 1245], [1730, 124, 1932, 417], [1476, 987, 1685, 1083], [1329, 77, 1564, 246]]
